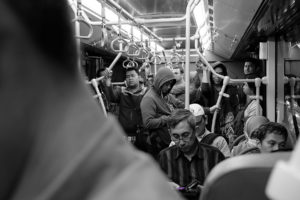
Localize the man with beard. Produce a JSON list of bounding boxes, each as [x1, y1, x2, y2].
[[159, 109, 224, 199], [141, 67, 184, 158]]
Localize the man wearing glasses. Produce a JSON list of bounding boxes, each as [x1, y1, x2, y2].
[[159, 109, 224, 198]]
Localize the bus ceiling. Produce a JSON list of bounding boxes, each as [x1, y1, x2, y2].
[[73, 0, 300, 61]]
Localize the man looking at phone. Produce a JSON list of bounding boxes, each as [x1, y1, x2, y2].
[[159, 109, 224, 198]]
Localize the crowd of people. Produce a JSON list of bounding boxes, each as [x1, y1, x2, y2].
[[98, 56, 295, 199]]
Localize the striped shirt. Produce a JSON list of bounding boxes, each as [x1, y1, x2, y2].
[[159, 139, 225, 186]]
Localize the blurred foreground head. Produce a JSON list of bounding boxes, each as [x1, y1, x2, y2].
[[0, 1, 181, 200]]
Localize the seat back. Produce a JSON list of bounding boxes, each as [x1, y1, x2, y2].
[[200, 152, 291, 200]]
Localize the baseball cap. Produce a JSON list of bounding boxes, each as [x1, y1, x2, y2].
[[189, 104, 205, 123]]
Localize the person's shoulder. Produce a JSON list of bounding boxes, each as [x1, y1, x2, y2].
[[198, 142, 222, 153], [160, 145, 178, 155]]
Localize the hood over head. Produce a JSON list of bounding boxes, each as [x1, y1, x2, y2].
[[153, 67, 176, 94], [244, 115, 269, 138]]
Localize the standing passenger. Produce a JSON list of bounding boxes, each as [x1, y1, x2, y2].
[[170, 65, 185, 102], [201, 62, 239, 144], [141, 67, 184, 158], [103, 67, 148, 150]]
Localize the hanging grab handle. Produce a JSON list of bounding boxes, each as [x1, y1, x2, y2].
[[73, 16, 93, 39]]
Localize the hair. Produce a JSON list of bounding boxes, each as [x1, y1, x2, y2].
[[173, 65, 184, 74], [168, 109, 196, 132], [126, 67, 139, 75], [251, 122, 288, 142], [244, 58, 259, 69], [4, 0, 77, 74]]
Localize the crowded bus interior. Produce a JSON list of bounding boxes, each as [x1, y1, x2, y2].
[[1, 0, 300, 199]]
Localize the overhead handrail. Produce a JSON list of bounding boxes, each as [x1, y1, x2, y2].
[[111, 81, 127, 87], [110, 10, 128, 53], [150, 55, 162, 65], [99, 2, 108, 47], [72, 0, 93, 39], [86, 52, 122, 84], [136, 29, 150, 60], [170, 46, 182, 64], [126, 25, 140, 56], [122, 57, 138, 69]]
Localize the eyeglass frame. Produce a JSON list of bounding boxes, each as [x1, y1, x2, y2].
[[171, 132, 192, 142]]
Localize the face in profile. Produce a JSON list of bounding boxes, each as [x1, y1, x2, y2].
[[258, 132, 286, 153], [243, 82, 253, 95], [170, 120, 196, 153]]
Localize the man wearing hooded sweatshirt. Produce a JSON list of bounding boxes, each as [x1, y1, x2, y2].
[[141, 67, 185, 158]]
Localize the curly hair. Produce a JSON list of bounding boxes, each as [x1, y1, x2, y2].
[[251, 122, 288, 142]]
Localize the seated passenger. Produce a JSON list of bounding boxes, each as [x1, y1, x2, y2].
[[189, 104, 230, 157], [251, 122, 288, 153], [231, 115, 269, 156], [159, 109, 224, 199], [243, 74, 263, 118]]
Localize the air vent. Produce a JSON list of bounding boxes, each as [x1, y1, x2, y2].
[[208, 0, 213, 6], [209, 8, 213, 15], [209, 16, 214, 21]]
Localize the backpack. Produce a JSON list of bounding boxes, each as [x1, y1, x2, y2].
[[200, 133, 221, 145]]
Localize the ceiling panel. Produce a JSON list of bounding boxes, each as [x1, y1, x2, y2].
[[212, 0, 262, 59]]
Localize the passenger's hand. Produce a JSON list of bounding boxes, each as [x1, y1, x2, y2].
[[102, 69, 112, 86], [102, 68, 112, 78], [168, 182, 180, 190], [209, 105, 219, 113], [196, 60, 207, 72]]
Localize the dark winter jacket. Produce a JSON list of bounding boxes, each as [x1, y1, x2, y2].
[[106, 85, 147, 135]]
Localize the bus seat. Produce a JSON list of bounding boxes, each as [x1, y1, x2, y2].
[[200, 152, 291, 200]]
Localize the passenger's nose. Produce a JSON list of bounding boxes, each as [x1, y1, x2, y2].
[[179, 139, 185, 146], [272, 144, 279, 151]]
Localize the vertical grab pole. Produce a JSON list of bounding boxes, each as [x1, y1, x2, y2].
[[154, 43, 157, 75], [255, 78, 262, 115], [75, 0, 82, 71], [211, 76, 230, 133], [184, 0, 195, 109], [290, 78, 299, 138]]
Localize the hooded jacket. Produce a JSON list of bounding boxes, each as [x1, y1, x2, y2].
[[141, 68, 184, 146], [231, 116, 269, 156]]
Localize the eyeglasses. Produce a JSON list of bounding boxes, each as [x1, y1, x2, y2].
[[171, 132, 191, 142]]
